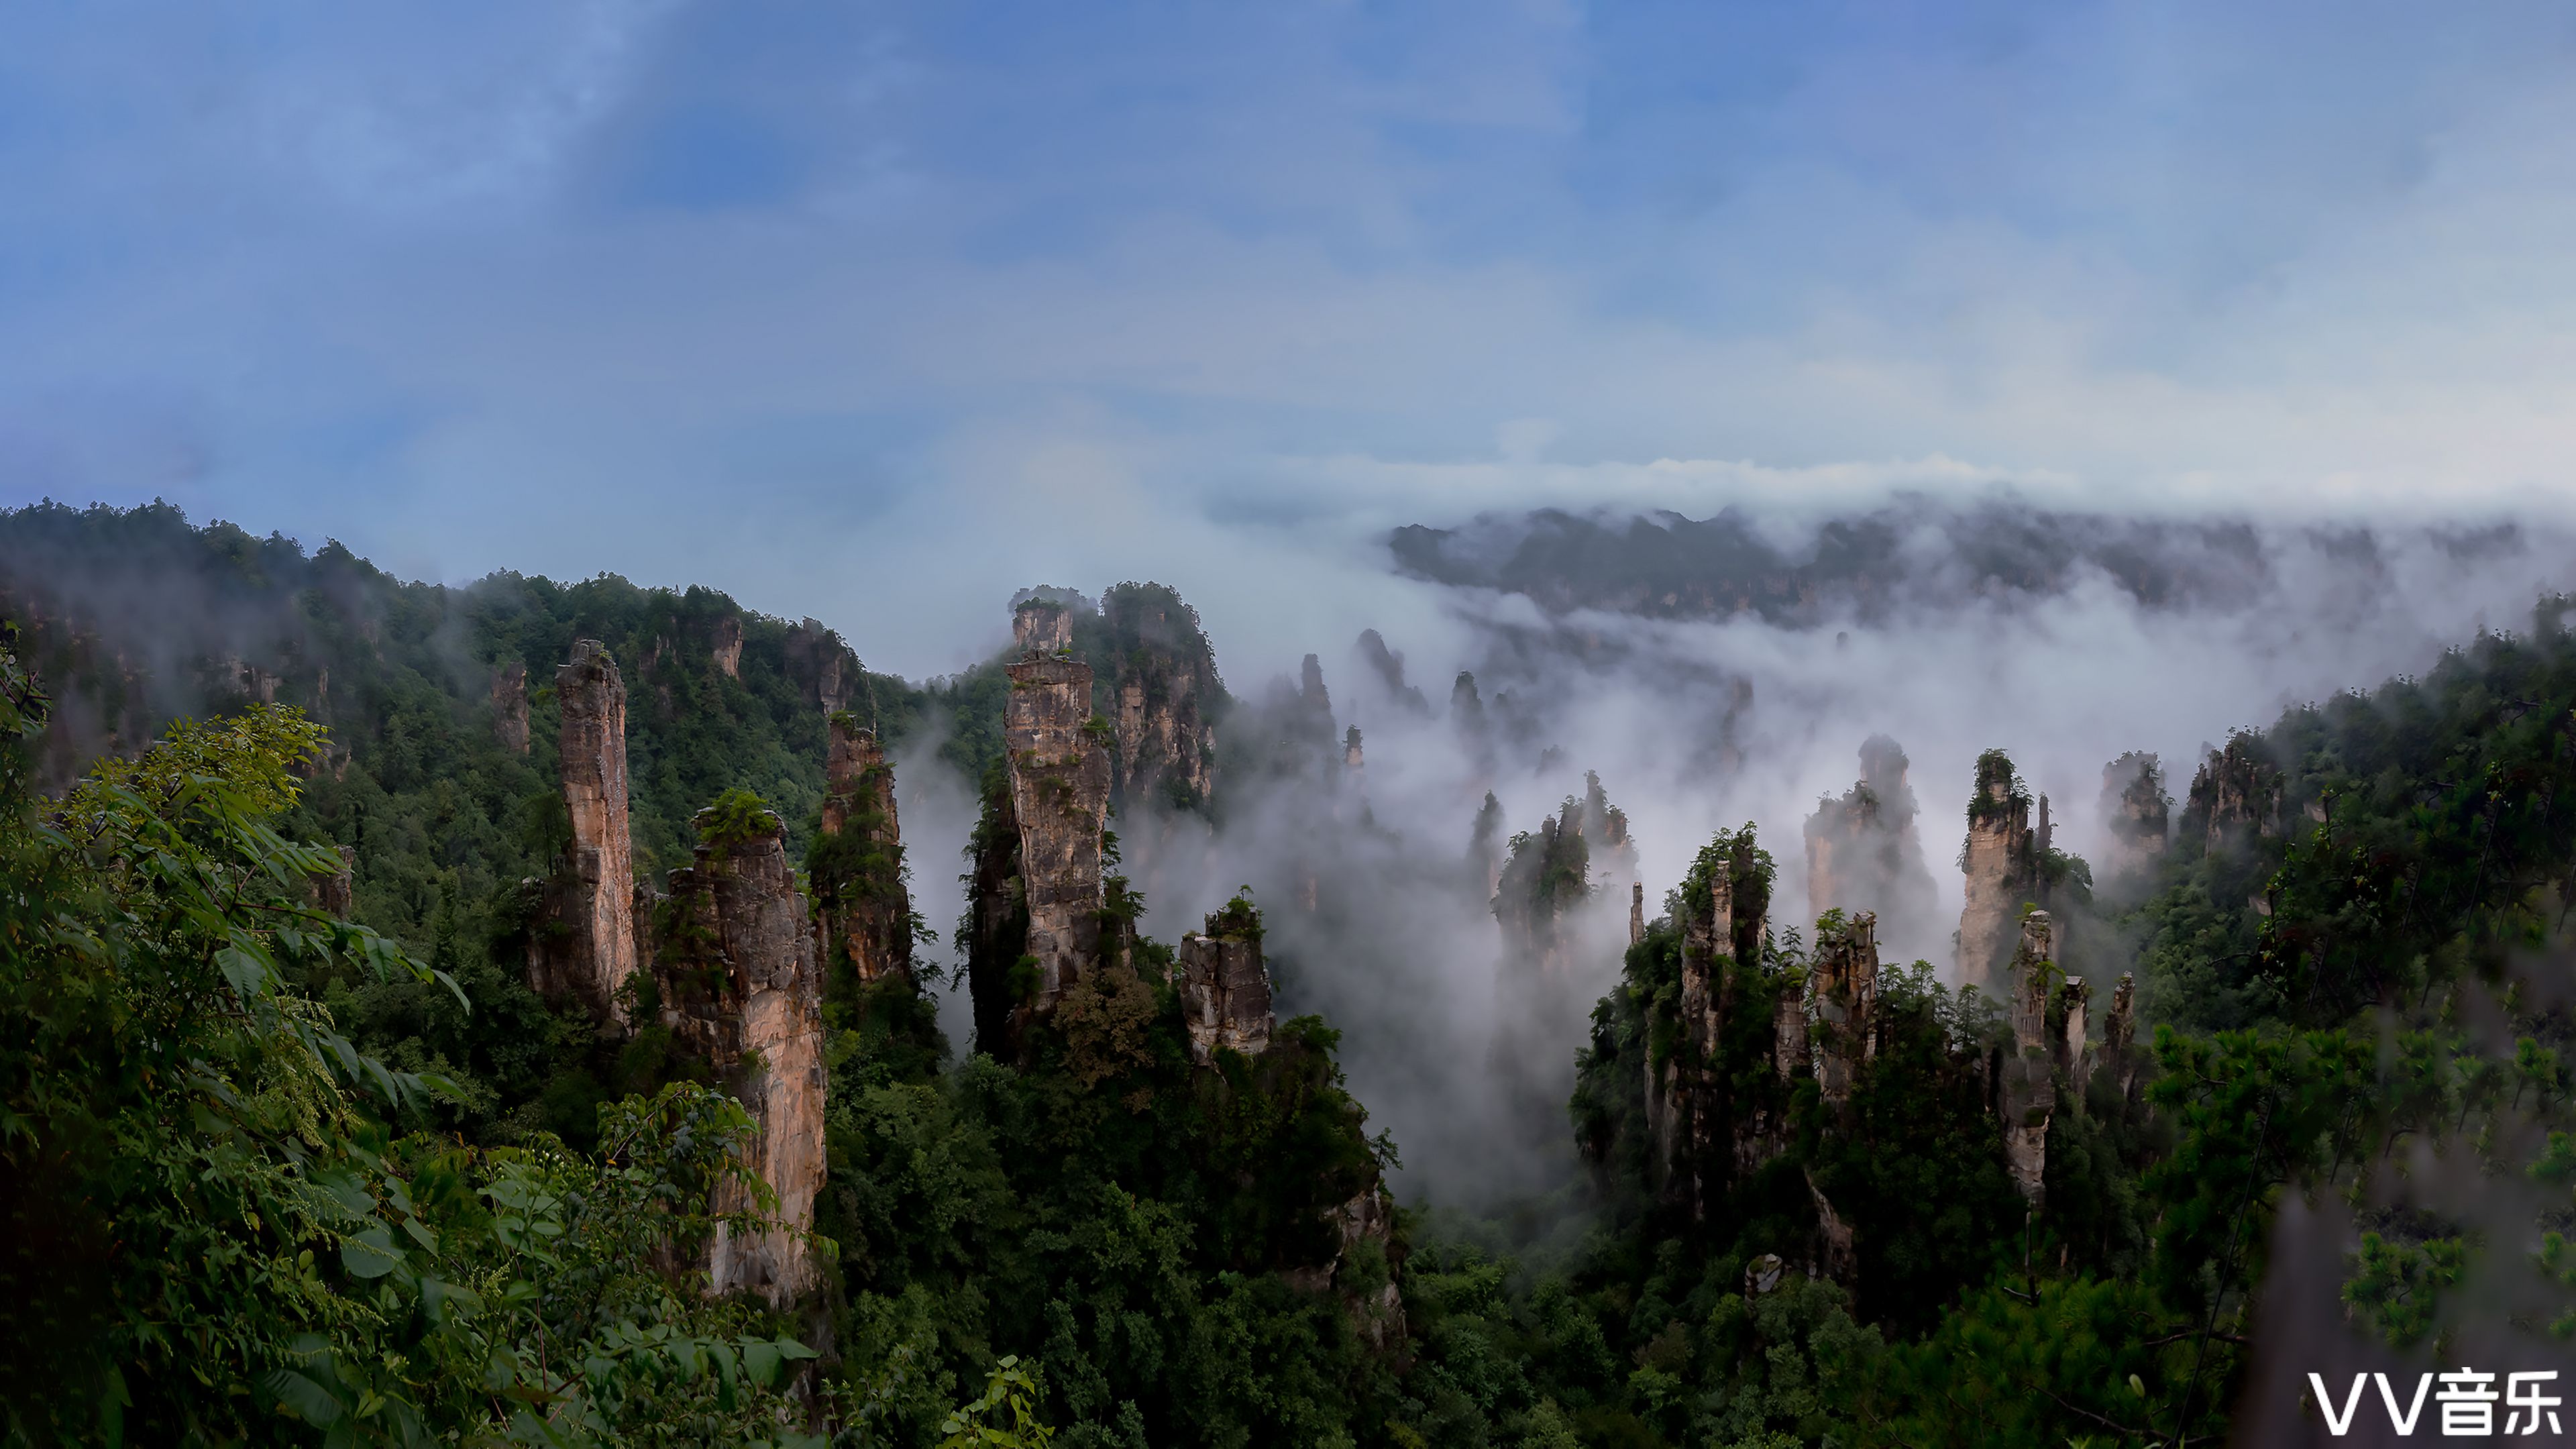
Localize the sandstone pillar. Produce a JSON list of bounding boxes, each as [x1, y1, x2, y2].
[[654, 806, 824, 1308], [1812, 912, 1879, 1107], [814, 715, 912, 985], [490, 661, 528, 755], [2000, 910, 2057, 1207], [1004, 650, 1110, 1014], [533, 640, 636, 1028], [1178, 904, 1275, 1065], [1957, 750, 2035, 994]]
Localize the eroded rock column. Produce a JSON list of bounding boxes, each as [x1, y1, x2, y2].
[[490, 661, 528, 755], [814, 715, 912, 985], [533, 639, 637, 1027], [1812, 912, 1879, 1108], [1005, 647, 1110, 1015], [2099, 752, 2167, 874], [1804, 735, 1937, 938], [654, 806, 824, 1307], [2000, 910, 2057, 1207], [1178, 904, 1275, 1065], [1956, 749, 2037, 994]]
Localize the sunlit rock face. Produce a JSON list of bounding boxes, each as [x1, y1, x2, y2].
[[654, 810, 824, 1308], [1955, 750, 2037, 994], [1004, 647, 1110, 1018], [531, 639, 637, 1029]]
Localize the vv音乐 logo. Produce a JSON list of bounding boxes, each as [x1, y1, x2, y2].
[[2309, 1371, 2563, 1437]]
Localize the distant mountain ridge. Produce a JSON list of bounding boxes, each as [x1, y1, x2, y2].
[[1389, 494, 2530, 624]]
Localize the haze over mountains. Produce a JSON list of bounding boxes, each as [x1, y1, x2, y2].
[[11, 490, 2566, 1204]]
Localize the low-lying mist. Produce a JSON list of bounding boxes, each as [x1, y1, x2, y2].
[[919, 500, 2576, 1212]]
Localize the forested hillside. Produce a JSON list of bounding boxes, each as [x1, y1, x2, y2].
[[7, 502, 2576, 1445]]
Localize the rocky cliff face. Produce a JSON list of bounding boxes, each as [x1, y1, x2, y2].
[[1282, 1183, 1411, 1353], [2183, 733, 2282, 853], [1575, 770, 1638, 885], [1804, 735, 1938, 942], [1101, 584, 1222, 814], [490, 660, 528, 755], [812, 715, 913, 986], [2102, 972, 2139, 1104], [1014, 598, 1075, 654], [2098, 751, 2169, 872], [531, 640, 637, 1028], [652, 806, 824, 1308], [783, 618, 859, 716], [2000, 910, 2057, 1206], [1811, 911, 1880, 1108], [710, 614, 744, 680], [1177, 903, 1275, 1065], [1003, 645, 1112, 1021], [1655, 827, 1780, 1214], [1955, 749, 2038, 994], [1493, 806, 1590, 979]]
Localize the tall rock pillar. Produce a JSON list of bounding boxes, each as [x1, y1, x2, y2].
[[1179, 900, 1276, 1065], [2000, 910, 2057, 1207], [533, 640, 637, 1027], [491, 661, 529, 755], [1812, 912, 1880, 1108], [813, 715, 913, 985], [1956, 749, 2037, 994], [1004, 646, 1111, 1016], [2099, 752, 2169, 876], [653, 806, 824, 1307]]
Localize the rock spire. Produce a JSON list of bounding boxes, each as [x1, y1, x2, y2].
[[1178, 899, 1276, 1065], [812, 715, 913, 985], [2184, 734, 2282, 853], [1004, 635, 1112, 1018], [1955, 749, 2037, 994], [2100, 751, 2169, 873], [1811, 911, 1880, 1108], [1102, 583, 1221, 814], [530, 640, 637, 1028], [1804, 735, 1937, 941], [651, 803, 824, 1307], [2000, 910, 2057, 1206], [490, 660, 528, 755]]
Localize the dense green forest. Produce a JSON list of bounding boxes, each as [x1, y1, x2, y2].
[[7, 502, 2576, 1445]]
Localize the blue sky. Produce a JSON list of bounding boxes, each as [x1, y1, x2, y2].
[[5, 1, 2575, 672]]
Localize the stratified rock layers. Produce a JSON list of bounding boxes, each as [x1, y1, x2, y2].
[[532, 640, 637, 1026]]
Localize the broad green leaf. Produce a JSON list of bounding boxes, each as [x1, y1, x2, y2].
[[340, 1226, 402, 1279]]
